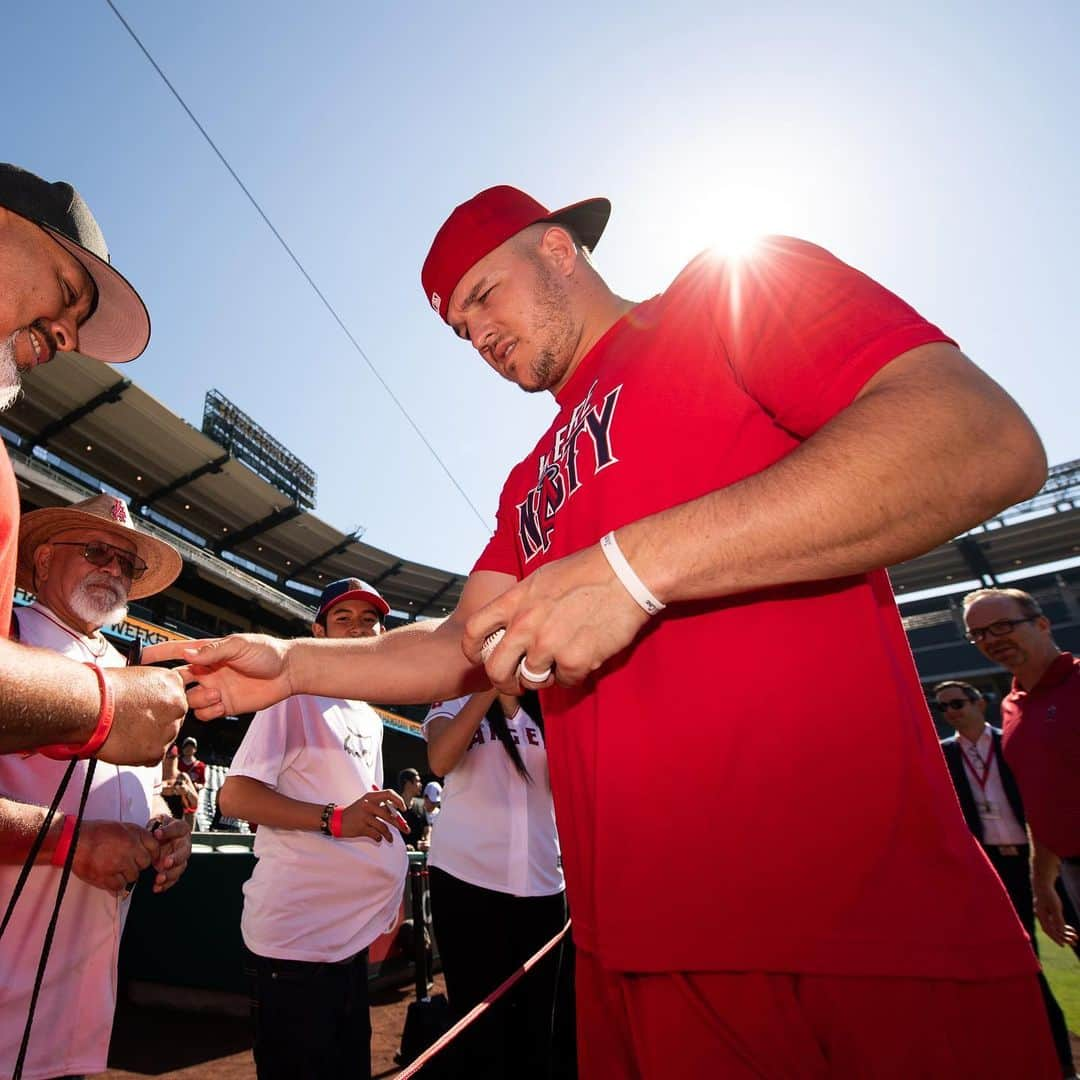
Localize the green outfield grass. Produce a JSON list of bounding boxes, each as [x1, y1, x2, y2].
[[1038, 927, 1080, 1035]]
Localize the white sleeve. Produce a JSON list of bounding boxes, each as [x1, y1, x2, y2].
[[421, 695, 469, 741], [227, 698, 300, 788]]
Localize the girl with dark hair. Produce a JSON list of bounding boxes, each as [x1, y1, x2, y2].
[[423, 689, 565, 1080]]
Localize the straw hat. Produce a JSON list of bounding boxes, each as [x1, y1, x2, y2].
[[17, 494, 182, 600]]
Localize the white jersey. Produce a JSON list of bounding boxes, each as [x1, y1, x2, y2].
[[230, 695, 407, 962], [0, 603, 156, 1080], [423, 697, 563, 897]]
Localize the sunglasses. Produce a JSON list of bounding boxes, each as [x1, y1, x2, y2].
[[50, 541, 148, 581], [934, 698, 974, 712]]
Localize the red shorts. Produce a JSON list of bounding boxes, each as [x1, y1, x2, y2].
[[576, 950, 1059, 1079]]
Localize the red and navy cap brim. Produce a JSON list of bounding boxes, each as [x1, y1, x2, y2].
[[317, 583, 390, 619]]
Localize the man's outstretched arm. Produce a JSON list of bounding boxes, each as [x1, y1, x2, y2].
[[466, 344, 1047, 688], [0, 639, 188, 763], [142, 570, 516, 720]]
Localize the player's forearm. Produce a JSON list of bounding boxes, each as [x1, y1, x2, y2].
[[217, 775, 330, 831], [290, 614, 489, 704], [0, 640, 105, 752], [0, 795, 69, 863], [620, 347, 1046, 605], [426, 690, 498, 775]]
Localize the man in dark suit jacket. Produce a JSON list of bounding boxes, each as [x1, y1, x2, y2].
[[397, 767, 429, 849], [935, 680, 1076, 1077]]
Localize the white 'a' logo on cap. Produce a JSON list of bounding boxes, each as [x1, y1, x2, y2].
[[431, 292, 441, 312]]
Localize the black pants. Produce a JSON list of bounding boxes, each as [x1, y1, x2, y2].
[[429, 866, 566, 1080], [985, 844, 1074, 1076], [246, 948, 371, 1080]]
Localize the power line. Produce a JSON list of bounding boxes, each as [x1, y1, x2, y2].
[[103, 0, 491, 534]]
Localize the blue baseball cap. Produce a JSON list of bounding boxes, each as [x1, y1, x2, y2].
[[316, 577, 390, 620]]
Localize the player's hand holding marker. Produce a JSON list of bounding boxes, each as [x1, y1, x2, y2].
[[463, 529, 661, 693]]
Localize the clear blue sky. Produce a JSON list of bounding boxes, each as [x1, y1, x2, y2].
[[5, 2, 1077, 574]]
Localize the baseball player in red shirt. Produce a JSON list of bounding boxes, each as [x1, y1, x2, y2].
[[150, 186, 1058, 1078]]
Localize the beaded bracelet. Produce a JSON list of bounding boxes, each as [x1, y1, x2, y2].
[[320, 803, 336, 836]]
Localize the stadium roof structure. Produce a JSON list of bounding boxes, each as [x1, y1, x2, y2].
[[2, 353, 466, 621], [2, 353, 1075, 625], [889, 458, 1080, 597]]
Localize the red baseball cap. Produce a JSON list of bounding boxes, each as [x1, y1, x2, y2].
[[421, 185, 611, 324]]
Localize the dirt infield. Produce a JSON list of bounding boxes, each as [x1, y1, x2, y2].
[[103, 975, 446, 1080], [102, 981, 1077, 1078]]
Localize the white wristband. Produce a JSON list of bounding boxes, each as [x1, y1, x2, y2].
[[599, 531, 665, 616]]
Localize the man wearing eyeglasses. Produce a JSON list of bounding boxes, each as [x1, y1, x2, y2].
[[935, 679, 1076, 1077], [0, 493, 192, 1079], [964, 587, 1080, 957], [0, 163, 188, 763]]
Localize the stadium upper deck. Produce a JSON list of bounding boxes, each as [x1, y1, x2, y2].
[[1, 353, 467, 637]]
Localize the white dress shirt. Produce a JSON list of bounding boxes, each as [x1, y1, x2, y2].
[[958, 726, 1028, 846]]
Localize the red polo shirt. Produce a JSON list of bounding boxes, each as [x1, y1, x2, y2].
[[1001, 652, 1080, 859]]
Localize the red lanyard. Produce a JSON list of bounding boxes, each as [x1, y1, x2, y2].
[[961, 739, 995, 792]]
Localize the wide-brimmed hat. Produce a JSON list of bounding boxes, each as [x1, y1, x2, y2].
[[0, 163, 150, 364], [421, 185, 611, 324], [17, 494, 182, 600]]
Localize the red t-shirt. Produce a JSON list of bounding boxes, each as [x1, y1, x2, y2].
[[1001, 653, 1080, 859], [0, 446, 18, 640], [473, 238, 1036, 979], [178, 758, 206, 786]]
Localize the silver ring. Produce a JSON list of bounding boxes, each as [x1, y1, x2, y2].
[[517, 657, 553, 683]]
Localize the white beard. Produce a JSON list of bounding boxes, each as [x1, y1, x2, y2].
[[69, 574, 129, 629], [0, 333, 22, 412]]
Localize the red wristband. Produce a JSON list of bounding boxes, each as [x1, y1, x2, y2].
[[39, 663, 115, 761], [50, 814, 76, 867], [330, 805, 345, 838]]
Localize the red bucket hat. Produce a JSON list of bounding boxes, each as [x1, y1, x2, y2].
[[421, 186, 610, 324]]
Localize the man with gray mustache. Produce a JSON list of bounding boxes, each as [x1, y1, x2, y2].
[[0, 163, 186, 764], [0, 494, 192, 1078]]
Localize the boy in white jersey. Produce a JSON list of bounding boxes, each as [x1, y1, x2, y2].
[[218, 579, 409, 1080]]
